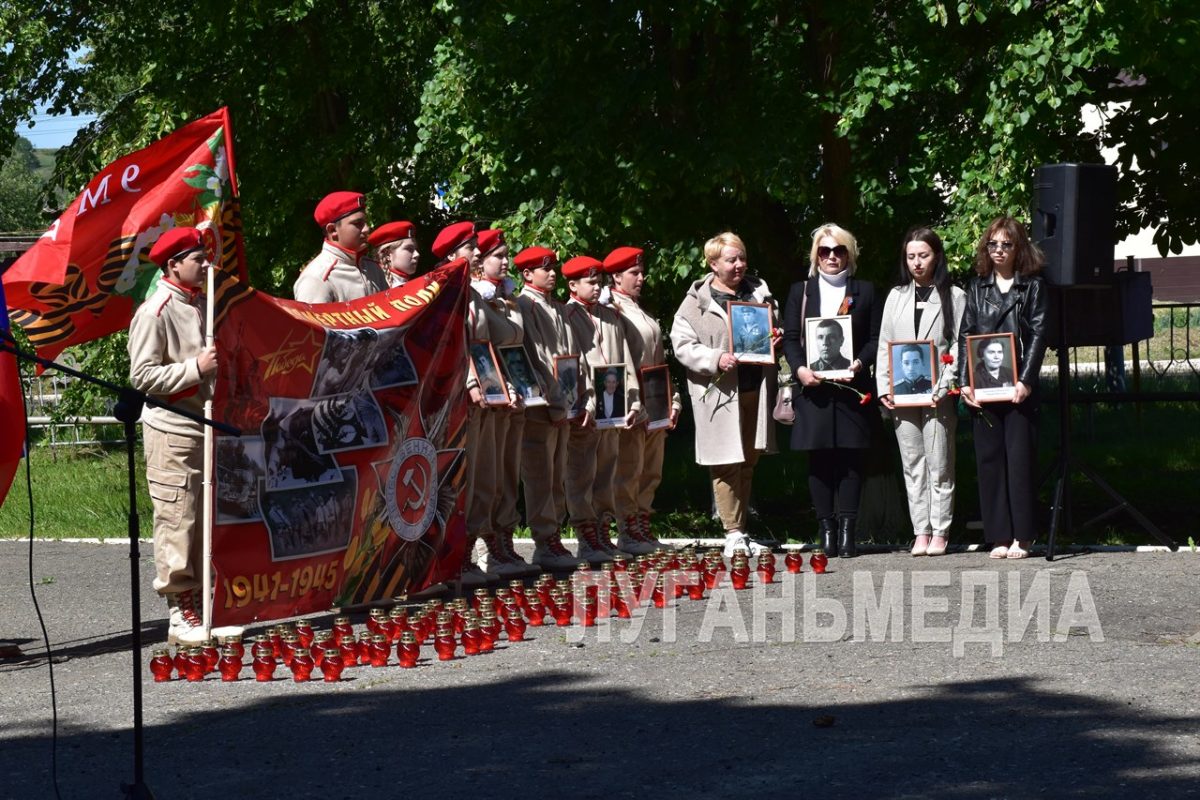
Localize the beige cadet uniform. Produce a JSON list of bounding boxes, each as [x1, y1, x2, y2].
[[472, 285, 526, 538], [293, 241, 388, 303], [613, 290, 682, 530], [464, 288, 494, 550], [515, 285, 578, 545], [563, 298, 640, 529], [128, 278, 214, 595]]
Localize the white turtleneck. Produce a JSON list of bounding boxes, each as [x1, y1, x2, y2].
[[818, 269, 849, 317]]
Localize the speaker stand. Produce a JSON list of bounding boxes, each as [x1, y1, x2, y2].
[[1044, 291, 1177, 560]]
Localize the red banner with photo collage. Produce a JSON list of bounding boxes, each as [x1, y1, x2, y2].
[[209, 259, 469, 626]]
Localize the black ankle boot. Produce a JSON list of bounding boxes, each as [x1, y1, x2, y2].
[[819, 518, 837, 558], [838, 516, 857, 558]]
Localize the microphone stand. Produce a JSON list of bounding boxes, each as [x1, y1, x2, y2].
[[0, 333, 240, 800]]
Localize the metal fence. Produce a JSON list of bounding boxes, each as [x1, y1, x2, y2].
[[21, 354, 123, 447], [1062, 301, 1200, 395]]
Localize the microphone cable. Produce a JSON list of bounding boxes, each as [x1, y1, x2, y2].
[[19, 358, 64, 800]]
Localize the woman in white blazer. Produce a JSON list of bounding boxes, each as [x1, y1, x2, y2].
[[876, 227, 966, 556]]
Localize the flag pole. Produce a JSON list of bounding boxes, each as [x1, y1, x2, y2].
[[202, 256, 216, 636]]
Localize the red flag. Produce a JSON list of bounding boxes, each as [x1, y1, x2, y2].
[[0, 346, 24, 511], [208, 260, 470, 627], [2, 108, 249, 362]]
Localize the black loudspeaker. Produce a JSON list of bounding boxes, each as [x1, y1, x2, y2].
[[1045, 272, 1154, 348], [1032, 163, 1118, 286]]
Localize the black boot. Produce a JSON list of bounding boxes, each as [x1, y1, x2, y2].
[[838, 516, 857, 559], [819, 518, 837, 558]]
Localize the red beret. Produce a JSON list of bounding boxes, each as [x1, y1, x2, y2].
[[368, 221, 415, 249], [513, 247, 558, 272], [432, 221, 476, 259], [314, 191, 365, 227], [476, 228, 504, 255], [562, 255, 602, 280], [603, 246, 644, 274], [149, 227, 205, 268]]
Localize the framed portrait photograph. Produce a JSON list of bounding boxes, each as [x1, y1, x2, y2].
[[966, 332, 1018, 402], [640, 365, 672, 431], [727, 301, 774, 365], [554, 355, 584, 420], [593, 364, 628, 429], [469, 341, 511, 406], [498, 345, 547, 407], [805, 315, 854, 379], [888, 340, 937, 407]]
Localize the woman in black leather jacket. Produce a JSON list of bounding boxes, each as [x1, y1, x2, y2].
[[958, 216, 1048, 559]]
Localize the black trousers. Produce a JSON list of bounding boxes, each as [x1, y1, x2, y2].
[[808, 448, 864, 520], [972, 400, 1039, 543]]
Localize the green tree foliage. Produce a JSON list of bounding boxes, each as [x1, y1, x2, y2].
[[0, 136, 44, 231], [1, 1, 1196, 310]]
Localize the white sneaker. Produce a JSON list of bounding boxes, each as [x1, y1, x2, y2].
[[722, 531, 767, 559], [166, 589, 206, 647]]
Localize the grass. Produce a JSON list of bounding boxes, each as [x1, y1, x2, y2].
[[0, 443, 154, 539], [3, 388, 1196, 547]]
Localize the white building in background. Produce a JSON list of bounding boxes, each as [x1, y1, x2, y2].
[[1083, 103, 1200, 260]]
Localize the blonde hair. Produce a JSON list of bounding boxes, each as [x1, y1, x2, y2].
[[703, 231, 747, 266], [808, 223, 859, 277]]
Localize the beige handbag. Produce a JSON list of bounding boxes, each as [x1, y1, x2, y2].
[[773, 383, 795, 425]]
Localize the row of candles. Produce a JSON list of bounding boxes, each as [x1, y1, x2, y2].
[[151, 547, 830, 683]]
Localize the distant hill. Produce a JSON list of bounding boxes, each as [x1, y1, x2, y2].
[[32, 148, 57, 181]]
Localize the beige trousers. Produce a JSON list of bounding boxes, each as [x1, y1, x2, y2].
[[520, 409, 568, 542], [615, 426, 666, 518], [710, 390, 761, 532], [464, 404, 495, 540], [564, 424, 600, 525], [593, 429, 620, 524], [144, 426, 204, 595], [891, 403, 957, 537], [492, 408, 525, 533]]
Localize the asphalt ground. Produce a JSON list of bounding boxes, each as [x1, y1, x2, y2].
[[1, 540, 1197, 800]]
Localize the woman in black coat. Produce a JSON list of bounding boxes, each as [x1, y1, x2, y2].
[[782, 223, 882, 558], [958, 216, 1048, 559]]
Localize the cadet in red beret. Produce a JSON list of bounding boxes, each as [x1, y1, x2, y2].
[[294, 191, 387, 303], [461, 229, 539, 578], [368, 221, 419, 288], [432, 221, 480, 270], [561, 255, 643, 561], [511, 246, 582, 570], [604, 246, 680, 552], [129, 226, 241, 646]]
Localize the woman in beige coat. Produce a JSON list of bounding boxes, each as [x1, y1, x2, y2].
[[671, 232, 778, 557], [876, 227, 966, 557]]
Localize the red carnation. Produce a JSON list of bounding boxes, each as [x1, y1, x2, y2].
[[941, 353, 954, 365], [859, 392, 873, 406]]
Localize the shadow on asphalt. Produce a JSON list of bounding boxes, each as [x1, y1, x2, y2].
[[3, 670, 1198, 798]]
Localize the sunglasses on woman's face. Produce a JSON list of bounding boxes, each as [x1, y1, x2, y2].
[[986, 240, 1014, 252], [818, 245, 849, 259]]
